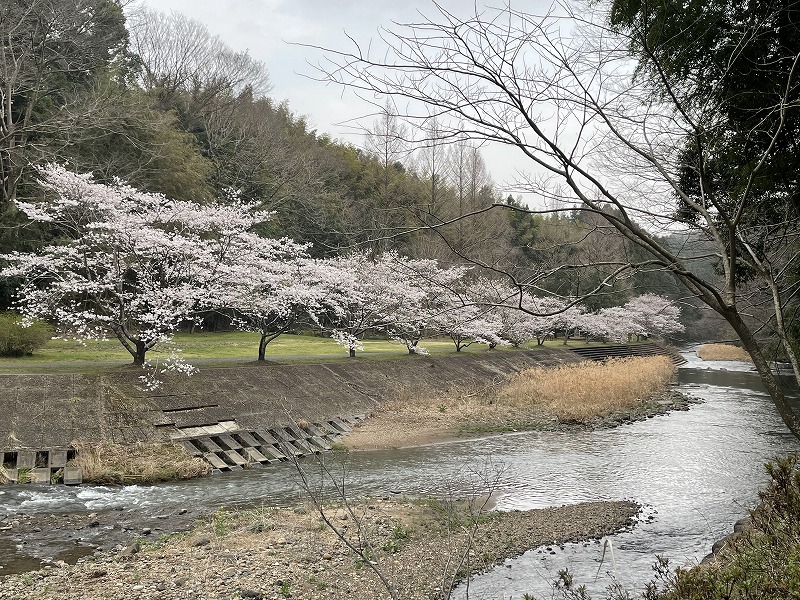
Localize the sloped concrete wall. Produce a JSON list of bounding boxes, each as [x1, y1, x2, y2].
[[0, 349, 582, 451]]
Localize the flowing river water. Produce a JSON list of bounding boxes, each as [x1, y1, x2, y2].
[[1, 347, 799, 598]]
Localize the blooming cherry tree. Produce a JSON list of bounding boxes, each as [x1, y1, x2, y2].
[[501, 295, 569, 346], [468, 279, 579, 347], [623, 294, 684, 340], [321, 251, 476, 356], [380, 256, 470, 354], [427, 279, 505, 352], [214, 249, 337, 360], [320, 252, 400, 357], [582, 306, 629, 343], [1, 165, 301, 373], [583, 295, 684, 342], [429, 302, 505, 351]]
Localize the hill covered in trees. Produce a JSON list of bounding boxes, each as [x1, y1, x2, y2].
[[1, 0, 726, 339]]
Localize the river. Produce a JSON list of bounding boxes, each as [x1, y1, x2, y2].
[[1, 347, 798, 598]]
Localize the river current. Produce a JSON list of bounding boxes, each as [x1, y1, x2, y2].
[[1, 347, 798, 598]]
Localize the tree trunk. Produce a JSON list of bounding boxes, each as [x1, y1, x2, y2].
[[133, 340, 147, 366], [258, 334, 268, 361], [766, 274, 800, 385], [727, 310, 800, 439], [349, 347, 356, 358]]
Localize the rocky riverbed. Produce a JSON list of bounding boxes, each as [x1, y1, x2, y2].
[[0, 498, 639, 600]]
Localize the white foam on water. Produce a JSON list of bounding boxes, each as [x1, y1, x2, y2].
[[77, 484, 159, 510]]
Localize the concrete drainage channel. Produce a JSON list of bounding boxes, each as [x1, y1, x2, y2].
[[1, 448, 82, 485], [169, 416, 364, 472], [0, 415, 363, 485]]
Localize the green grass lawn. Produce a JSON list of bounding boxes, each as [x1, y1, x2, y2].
[[0, 331, 599, 374]]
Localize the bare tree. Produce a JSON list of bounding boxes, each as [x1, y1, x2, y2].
[[309, 3, 800, 436], [365, 99, 411, 192], [127, 7, 270, 111], [0, 0, 130, 205], [288, 439, 507, 600], [415, 116, 450, 219]]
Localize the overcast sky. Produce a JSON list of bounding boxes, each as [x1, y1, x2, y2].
[[132, 0, 556, 203]]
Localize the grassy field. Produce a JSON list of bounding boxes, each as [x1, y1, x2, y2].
[[0, 332, 607, 374]]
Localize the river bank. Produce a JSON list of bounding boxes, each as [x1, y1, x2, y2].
[[342, 356, 697, 450], [0, 498, 639, 600], [342, 389, 695, 450]]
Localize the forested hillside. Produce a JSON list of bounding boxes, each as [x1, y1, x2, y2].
[[0, 0, 722, 337]]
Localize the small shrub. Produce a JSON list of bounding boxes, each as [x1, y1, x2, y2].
[[383, 524, 412, 554], [17, 468, 30, 484], [0, 312, 51, 357], [211, 507, 235, 537]]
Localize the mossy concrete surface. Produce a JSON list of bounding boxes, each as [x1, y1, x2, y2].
[[0, 349, 583, 451]]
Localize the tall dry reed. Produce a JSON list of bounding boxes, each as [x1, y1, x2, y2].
[[498, 356, 675, 422], [68, 440, 211, 484], [697, 343, 752, 362]]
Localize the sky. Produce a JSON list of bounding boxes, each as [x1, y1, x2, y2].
[[132, 0, 552, 204]]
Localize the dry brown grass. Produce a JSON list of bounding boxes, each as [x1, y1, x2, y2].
[[697, 343, 752, 362], [343, 356, 677, 449], [68, 440, 211, 484], [0, 465, 11, 484], [499, 356, 675, 421]]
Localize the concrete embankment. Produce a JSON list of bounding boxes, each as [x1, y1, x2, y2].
[[0, 349, 585, 480]]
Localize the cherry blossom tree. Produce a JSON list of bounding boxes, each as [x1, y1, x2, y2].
[[583, 295, 684, 342], [622, 294, 684, 341], [215, 255, 332, 361], [500, 295, 569, 346], [380, 256, 470, 354], [320, 251, 482, 356], [1, 165, 299, 373], [321, 252, 399, 358], [426, 281, 506, 352], [430, 303, 505, 352], [551, 303, 586, 345], [582, 306, 629, 343]]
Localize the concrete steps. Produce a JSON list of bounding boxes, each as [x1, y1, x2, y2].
[[170, 416, 363, 473], [570, 343, 687, 366]]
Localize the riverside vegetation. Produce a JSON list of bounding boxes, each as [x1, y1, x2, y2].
[[343, 355, 688, 450], [697, 344, 754, 363], [66, 441, 211, 484]]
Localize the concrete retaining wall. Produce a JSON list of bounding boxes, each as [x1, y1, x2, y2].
[[0, 349, 584, 475]]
